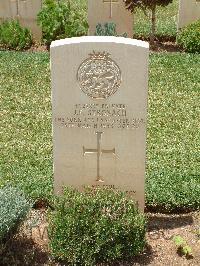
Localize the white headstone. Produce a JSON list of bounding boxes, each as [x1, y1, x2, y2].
[[178, 0, 200, 29], [0, 0, 17, 20], [0, 0, 42, 40], [18, 0, 42, 40], [51, 36, 149, 211], [88, 0, 133, 37]]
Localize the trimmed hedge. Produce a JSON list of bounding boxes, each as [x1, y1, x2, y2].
[[48, 187, 146, 265], [177, 19, 200, 53], [0, 186, 31, 244]]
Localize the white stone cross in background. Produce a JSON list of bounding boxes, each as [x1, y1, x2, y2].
[[103, 0, 119, 18], [16, 0, 20, 17], [88, 0, 133, 38]]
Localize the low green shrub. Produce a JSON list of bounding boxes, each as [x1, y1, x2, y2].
[[177, 19, 200, 53], [37, 0, 88, 46], [0, 20, 32, 50], [0, 186, 31, 244], [48, 187, 146, 265], [95, 22, 127, 37]]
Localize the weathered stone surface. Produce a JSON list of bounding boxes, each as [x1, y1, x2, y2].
[[178, 0, 200, 29], [51, 36, 149, 210], [0, 0, 42, 40]]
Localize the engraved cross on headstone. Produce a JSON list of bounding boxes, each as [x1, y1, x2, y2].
[[103, 0, 119, 18], [83, 131, 115, 182]]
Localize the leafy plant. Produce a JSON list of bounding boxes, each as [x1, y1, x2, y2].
[[48, 187, 146, 265], [0, 20, 32, 50], [95, 22, 127, 37], [133, 0, 178, 39], [173, 235, 193, 259], [37, 0, 88, 46], [177, 19, 200, 53], [124, 0, 173, 42], [0, 186, 31, 247]]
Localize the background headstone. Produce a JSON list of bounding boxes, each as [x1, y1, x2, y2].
[[51, 36, 149, 210], [0, 0, 42, 40], [0, 0, 17, 19], [88, 0, 133, 37], [18, 0, 42, 40], [178, 0, 200, 29]]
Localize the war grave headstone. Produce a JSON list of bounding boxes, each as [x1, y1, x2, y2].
[[17, 0, 42, 40], [178, 0, 200, 29], [0, 0, 42, 40], [51, 36, 149, 210], [0, 0, 17, 20], [88, 0, 133, 38]]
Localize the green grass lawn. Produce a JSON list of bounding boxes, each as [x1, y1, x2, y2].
[[147, 53, 200, 211], [0, 51, 199, 212], [0, 52, 52, 199]]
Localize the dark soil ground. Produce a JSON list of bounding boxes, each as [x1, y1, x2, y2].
[[28, 40, 182, 53], [1, 209, 199, 266], [0, 38, 182, 54], [150, 40, 182, 53]]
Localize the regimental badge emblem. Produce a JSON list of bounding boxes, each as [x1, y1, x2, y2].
[[77, 51, 122, 99]]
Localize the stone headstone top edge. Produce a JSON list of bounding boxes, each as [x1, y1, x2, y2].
[[50, 36, 149, 49]]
